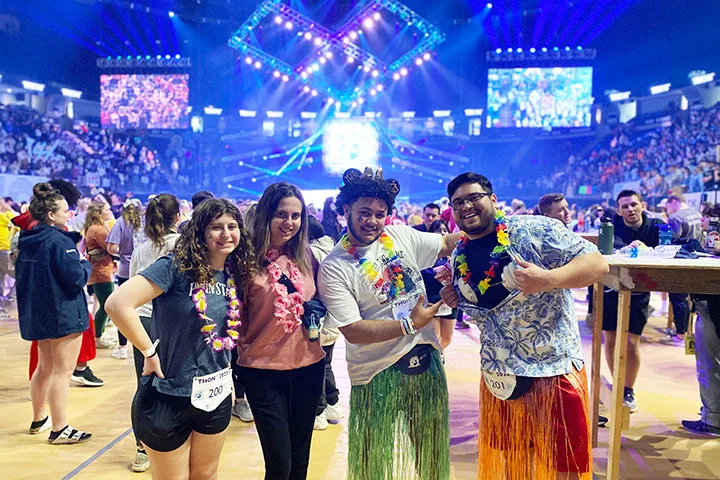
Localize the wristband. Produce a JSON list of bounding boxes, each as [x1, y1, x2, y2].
[[405, 316, 417, 335], [142, 339, 160, 358]]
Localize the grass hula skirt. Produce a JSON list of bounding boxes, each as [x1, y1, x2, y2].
[[348, 349, 450, 480], [477, 367, 593, 480]]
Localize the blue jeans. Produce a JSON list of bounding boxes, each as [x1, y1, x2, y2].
[[695, 301, 720, 428]]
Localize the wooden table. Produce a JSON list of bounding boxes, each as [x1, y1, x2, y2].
[[590, 255, 720, 480], [580, 233, 599, 246]]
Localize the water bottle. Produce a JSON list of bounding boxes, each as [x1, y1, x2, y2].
[[598, 218, 614, 255], [658, 224, 672, 246], [706, 218, 720, 250]]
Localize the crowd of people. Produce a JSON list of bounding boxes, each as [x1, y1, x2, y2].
[[543, 105, 720, 200], [100, 74, 190, 130], [7, 159, 718, 480], [0, 104, 220, 197]]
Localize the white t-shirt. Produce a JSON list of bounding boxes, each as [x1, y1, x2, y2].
[[318, 225, 443, 385], [130, 233, 180, 318]]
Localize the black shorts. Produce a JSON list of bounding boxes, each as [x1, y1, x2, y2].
[[134, 383, 232, 452], [601, 290, 650, 335]]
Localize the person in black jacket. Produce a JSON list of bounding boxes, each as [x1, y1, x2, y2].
[[602, 189, 666, 414], [17, 182, 93, 445]]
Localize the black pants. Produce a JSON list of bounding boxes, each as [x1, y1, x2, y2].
[[669, 293, 690, 335], [230, 348, 245, 398], [239, 360, 324, 480], [131, 315, 152, 446], [316, 344, 339, 415], [117, 277, 129, 346]]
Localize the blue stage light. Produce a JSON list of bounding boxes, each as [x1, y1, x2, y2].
[[541, 47, 547, 52], [157, 55, 162, 59], [107, 56, 111, 60], [565, 46, 570, 51], [136, 55, 142, 60], [127, 55, 132, 60], [146, 55, 151, 60], [169, 11, 175, 18], [507, 48, 513, 53], [117, 56, 122, 60], [517, 48, 522, 53], [486, 2, 493, 8], [165, 54, 171, 60], [553, 46, 559, 52], [495, 48, 502, 54], [577, 46, 583, 51], [175, 54, 181, 59], [529, 48, 536, 53]]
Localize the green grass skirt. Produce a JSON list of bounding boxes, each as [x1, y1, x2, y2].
[[348, 348, 450, 480]]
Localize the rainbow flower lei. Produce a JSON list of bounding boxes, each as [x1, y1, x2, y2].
[[192, 271, 242, 352], [340, 231, 405, 301], [454, 210, 510, 295]]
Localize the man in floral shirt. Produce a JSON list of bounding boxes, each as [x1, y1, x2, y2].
[[441, 172, 608, 480]]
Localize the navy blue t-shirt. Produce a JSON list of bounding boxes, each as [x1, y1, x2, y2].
[[464, 232, 512, 310], [140, 256, 232, 397]]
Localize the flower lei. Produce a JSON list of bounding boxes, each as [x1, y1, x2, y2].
[[266, 249, 305, 333], [454, 210, 510, 295], [192, 271, 242, 352], [340, 231, 405, 301]]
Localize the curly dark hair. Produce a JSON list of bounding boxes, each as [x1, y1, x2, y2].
[[335, 168, 400, 215], [173, 198, 255, 289], [29, 182, 65, 224]]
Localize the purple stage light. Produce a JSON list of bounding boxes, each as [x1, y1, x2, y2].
[[304, 86, 311, 93], [363, 18, 374, 28], [393, 73, 401, 80], [274, 16, 283, 25], [423, 53, 431, 61], [285, 21, 293, 30], [273, 71, 281, 78], [254, 61, 262, 69], [376, 84, 384, 91], [415, 58, 423, 66], [400, 67, 408, 76], [304, 32, 312, 40], [282, 75, 289, 82]]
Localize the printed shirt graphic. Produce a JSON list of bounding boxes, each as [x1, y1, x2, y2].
[[453, 215, 597, 378], [319, 225, 443, 385]]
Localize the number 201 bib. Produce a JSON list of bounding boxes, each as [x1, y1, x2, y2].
[[191, 367, 233, 412]]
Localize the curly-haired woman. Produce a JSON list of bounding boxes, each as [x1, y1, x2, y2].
[[106, 198, 255, 479], [237, 182, 325, 480]]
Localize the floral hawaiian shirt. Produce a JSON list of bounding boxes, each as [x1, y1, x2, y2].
[[453, 215, 597, 378]]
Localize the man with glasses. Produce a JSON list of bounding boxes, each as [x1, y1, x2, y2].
[[318, 167, 461, 480], [440, 172, 608, 480]]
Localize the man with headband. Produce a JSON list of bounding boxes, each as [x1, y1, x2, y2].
[[440, 172, 608, 480], [318, 168, 461, 480]]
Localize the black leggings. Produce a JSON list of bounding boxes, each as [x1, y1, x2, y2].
[[116, 277, 129, 346]]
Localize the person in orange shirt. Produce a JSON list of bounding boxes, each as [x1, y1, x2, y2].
[[83, 202, 116, 348]]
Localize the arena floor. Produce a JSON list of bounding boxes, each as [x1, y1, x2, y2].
[[1, 291, 718, 480]]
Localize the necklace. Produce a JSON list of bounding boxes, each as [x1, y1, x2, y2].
[[454, 210, 510, 295], [266, 249, 306, 333], [340, 231, 405, 301], [192, 269, 242, 352]]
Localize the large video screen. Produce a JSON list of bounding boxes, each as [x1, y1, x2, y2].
[[322, 119, 379, 176], [486, 67, 593, 128], [100, 74, 189, 129]]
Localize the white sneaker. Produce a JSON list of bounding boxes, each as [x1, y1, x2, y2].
[[325, 403, 344, 424], [313, 412, 328, 431], [111, 346, 128, 359], [95, 337, 116, 349], [231, 399, 254, 423]]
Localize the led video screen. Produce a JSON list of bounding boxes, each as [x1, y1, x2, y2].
[[486, 67, 593, 128], [100, 74, 189, 129], [322, 119, 379, 176]]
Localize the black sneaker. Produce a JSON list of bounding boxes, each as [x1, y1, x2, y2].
[[70, 367, 104, 387], [681, 419, 720, 437]]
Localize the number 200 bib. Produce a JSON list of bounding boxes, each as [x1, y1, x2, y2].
[[191, 367, 233, 412]]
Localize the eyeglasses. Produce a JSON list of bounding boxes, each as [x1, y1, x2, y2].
[[451, 192, 491, 210]]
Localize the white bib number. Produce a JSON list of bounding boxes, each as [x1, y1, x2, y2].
[[482, 370, 517, 400], [191, 367, 233, 412], [391, 294, 419, 322]]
